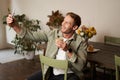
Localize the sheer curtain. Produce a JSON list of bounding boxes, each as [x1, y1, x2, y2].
[[0, 9, 7, 49], [0, 0, 10, 49]]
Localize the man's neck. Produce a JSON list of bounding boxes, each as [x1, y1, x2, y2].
[[63, 32, 74, 39]]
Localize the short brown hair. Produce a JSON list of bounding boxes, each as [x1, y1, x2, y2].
[[66, 12, 81, 27]]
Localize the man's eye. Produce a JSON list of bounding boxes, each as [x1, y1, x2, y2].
[[65, 22, 70, 24]]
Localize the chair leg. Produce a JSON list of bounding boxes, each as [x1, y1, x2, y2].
[[103, 67, 106, 80], [110, 70, 115, 80], [103, 67, 106, 75], [90, 62, 96, 80]]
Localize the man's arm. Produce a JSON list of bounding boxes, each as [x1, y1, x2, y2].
[[6, 14, 48, 42]]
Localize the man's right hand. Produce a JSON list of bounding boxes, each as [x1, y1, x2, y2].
[[6, 14, 15, 27], [6, 14, 21, 33]]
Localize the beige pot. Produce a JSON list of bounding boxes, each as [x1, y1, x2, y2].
[[24, 51, 35, 60]]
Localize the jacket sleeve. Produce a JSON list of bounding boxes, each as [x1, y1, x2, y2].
[[18, 27, 49, 42], [67, 39, 87, 72]]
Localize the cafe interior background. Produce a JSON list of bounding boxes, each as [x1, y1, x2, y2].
[[0, 0, 120, 49]]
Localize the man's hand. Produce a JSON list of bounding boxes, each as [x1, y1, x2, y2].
[[6, 14, 21, 33], [55, 38, 68, 51], [6, 14, 15, 27], [55, 38, 73, 58]]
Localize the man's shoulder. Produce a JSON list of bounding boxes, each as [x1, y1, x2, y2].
[[46, 29, 59, 37], [75, 34, 85, 41]]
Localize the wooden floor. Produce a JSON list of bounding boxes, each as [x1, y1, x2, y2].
[[0, 55, 115, 80], [0, 55, 41, 80]]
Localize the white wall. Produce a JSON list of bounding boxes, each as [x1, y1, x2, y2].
[[7, 0, 120, 43]]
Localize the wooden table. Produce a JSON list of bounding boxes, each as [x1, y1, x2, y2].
[[87, 42, 120, 80]]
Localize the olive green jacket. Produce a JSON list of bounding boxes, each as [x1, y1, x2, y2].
[[18, 28, 87, 80]]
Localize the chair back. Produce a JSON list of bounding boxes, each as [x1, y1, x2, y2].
[[39, 54, 68, 80], [104, 36, 120, 46], [115, 55, 120, 80]]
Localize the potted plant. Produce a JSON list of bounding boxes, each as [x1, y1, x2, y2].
[[46, 10, 64, 30], [3, 14, 41, 60]]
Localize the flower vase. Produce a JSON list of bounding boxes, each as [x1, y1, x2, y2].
[[85, 38, 89, 47]]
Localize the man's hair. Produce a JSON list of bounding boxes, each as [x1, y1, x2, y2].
[[66, 12, 81, 27]]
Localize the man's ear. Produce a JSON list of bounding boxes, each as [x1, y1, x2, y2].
[[73, 25, 78, 30]]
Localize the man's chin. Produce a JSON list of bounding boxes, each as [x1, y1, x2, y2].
[[61, 29, 65, 33]]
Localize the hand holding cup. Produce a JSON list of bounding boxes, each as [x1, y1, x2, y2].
[[55, 37, 68, 51]]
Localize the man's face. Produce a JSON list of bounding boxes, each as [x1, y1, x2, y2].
[[61, 15, 75, 34]]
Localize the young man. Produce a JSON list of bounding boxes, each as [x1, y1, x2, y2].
[[7, 12, 87, 80]]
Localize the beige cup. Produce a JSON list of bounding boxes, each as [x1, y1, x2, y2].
[[55, 37, 63, 43]]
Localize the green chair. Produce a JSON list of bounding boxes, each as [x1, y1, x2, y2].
[[104, 36, 120, 79], [96, 36, 120, 77], [115, 55, 120, 80], [103, 36, 120, 77], [104, 36, 120, 46], [39, 54, 68, 80]]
